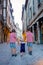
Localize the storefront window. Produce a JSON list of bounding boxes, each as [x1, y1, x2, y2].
[[41, 24, 43, 40], [41, 26, 43, 34], [34, 23, 38, 41]]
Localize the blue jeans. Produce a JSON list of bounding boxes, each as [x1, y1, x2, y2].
[[10, 42, 16, 48], [27, 42, 33, 47]]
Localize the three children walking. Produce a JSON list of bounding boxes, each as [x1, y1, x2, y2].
[[7, 28, 34, 57]]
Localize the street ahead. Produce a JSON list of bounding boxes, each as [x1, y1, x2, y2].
[[0, 43, 43, 65]]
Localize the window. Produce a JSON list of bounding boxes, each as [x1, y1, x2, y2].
[[33, 0, 35, 15], [41, 24, 43, 34], [30, 7, 32, 20], [29, 7, 32, 21], [38, 0, 40, 4], [3, 0, 7, 8], [2, 0, 7, 21], [0, 0, 1, 4], [38, 0, 41, 8], [3, 9, 7, 21], [41, 24, 43, 41]]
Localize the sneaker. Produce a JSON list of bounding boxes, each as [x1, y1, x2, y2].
[[12, 54, 17, 57], [29, 51, 32, 55], [12, 54, 15, 56], [14, 54, 17, 57]]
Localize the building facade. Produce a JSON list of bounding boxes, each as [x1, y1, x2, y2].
[[22, 5, 27, 31], [22, 0, 43, 44], [0, 0, 6, 43], [0, 0, 15, 43], [15, 23, 22, 40]]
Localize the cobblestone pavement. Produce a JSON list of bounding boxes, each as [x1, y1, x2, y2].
[[0, 43, 43, 65]]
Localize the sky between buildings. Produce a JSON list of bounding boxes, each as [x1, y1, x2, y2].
[[10, 0, 25, 30]]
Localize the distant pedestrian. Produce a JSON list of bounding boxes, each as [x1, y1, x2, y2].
[[7, 29, 17, 57], [26, 28, 34, 55]]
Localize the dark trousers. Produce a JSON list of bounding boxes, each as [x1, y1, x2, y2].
[[20, 43, 25, 52]]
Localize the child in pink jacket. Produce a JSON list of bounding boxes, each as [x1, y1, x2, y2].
[[9, 29, 17, 57], [26, 28, 34, 55]]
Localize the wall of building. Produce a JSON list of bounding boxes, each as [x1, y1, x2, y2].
[[0, 0, 14, 43], [0, 0, 4, 43], [22, 0, 43, 44]]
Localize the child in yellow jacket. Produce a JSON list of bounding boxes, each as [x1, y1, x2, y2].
[[22, 31, 26, 42]]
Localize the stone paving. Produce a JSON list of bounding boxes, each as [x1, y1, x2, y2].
[[0, 43, 43, 65]]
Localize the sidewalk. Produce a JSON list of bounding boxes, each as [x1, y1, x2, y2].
[[0, 43, 43, 65], [0, 43, 11, 65]]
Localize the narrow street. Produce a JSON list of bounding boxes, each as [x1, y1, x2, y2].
[[0, 0, 43, 65], [0, 43, 43, 65]]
